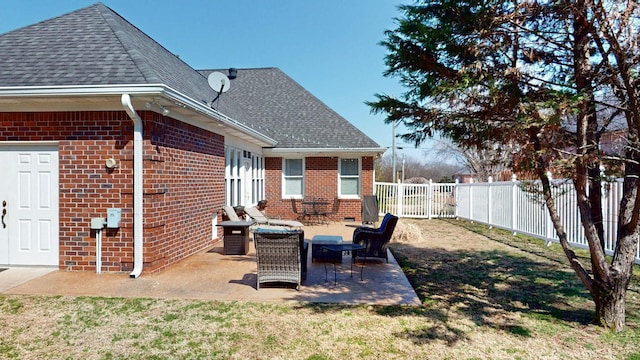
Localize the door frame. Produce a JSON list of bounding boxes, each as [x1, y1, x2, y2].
[[0, 142, 59, 266]]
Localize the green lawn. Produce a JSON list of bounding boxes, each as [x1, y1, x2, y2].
[[1, 219, 639, 359]]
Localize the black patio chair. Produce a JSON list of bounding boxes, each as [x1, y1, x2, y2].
[[351, 213, 398, 263], [291, 198, 309, 223]]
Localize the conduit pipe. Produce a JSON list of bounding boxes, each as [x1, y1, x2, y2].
[[121, 94, 144, 278], [95, 227, 102, 274]]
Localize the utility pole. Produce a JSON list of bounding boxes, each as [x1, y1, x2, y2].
[[392, 122, 396, 183], [401, 154, 405, 183]]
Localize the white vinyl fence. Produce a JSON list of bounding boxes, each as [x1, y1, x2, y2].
[[375, 181, 457, 219], [374, 179, 640, 264]]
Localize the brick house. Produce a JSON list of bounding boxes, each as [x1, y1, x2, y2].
[[0, 4, 383, 275]]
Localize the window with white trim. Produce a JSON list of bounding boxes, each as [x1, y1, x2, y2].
[[339, 158, 360, 197], [225, 147, 264, 206], [225, 147, 241, 206], [251, 154, 265, 203], [282, 158, 304, 198]]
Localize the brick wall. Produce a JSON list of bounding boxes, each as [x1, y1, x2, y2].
[[133, 113, 225, 273], [263, 156, 375, 222], [0, 111, 224, 274]]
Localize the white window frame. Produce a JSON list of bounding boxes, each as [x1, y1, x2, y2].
[[282, 158, 304, 199], [338, 157, 361, 198], [225, 146, 264, 207], [225, 147, 241, 206], [251, 154, 265, 204]]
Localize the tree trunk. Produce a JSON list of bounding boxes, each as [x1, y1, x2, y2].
[[568, 0, 631, 331], [593, 279, 627, 330], [592, 236, 636, 331]]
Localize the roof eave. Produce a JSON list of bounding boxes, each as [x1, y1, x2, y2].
[[0, 84, 278, 147], [160, 86, 277, 146], [263, 147, 386, 157]]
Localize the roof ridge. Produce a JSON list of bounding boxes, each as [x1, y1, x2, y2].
[[94, 3, 168, 84], [199, 67, 279, 72], [88, 3, 228, 107]]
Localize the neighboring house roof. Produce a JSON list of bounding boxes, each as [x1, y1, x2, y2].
[[0, 2, 382, 154], [200, 68, 382, 151]]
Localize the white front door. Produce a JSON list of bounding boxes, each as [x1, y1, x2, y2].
[[0, 145, 59, 266]]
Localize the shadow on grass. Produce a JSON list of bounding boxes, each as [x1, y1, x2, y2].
[[384, 241, 594, 345], [281, 217, 640, 349], [294, 224, 596, 347]]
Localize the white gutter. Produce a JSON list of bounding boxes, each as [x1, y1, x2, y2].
[[0, 84, 277, 147], [263, 147, 386, 156], [120, 94, 144, 278], [0, 84, 167, 96], [159, 86, 277, 146]]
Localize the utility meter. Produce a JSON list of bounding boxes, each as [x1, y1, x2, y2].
[[106, 208, 121, 228]]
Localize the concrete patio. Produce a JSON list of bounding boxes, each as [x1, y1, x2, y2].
[[1, 222, 421, 306]]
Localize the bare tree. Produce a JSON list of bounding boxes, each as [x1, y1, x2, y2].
[[434, 140, 514, 181], [375, 153, 462, 182]]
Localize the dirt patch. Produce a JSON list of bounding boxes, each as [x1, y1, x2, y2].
[[391, 218, 524, 252]]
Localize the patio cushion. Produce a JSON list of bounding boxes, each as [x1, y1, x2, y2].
[[311, 235, 343, 262], [246, 207, 304, 228]]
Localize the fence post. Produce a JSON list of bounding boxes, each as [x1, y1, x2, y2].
[[397, 182, 404, 217], [511, 174, 518, 235], [469, 178, 474, 221], [428, 179, 433, 219], [454, 179, 459, 219], [488, 176, 493, 228]]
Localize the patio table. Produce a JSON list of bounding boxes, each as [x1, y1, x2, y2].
[[322, 243, 366, 285], [217, 220, 255, 255], [301, 198, 330, 224]]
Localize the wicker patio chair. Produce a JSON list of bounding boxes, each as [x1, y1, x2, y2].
[[253, 229, 307, 290], [351, 213, 398, 263]]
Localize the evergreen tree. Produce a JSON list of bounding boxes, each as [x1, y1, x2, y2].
[[369, 0, 640, 330]]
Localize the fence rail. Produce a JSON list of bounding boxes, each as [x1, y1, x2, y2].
[[374, 179, 640, 264], [375, 181, 456, 219]]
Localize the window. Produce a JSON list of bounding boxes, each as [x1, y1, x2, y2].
[[339, 158, 360, 197], [283, 158, 304, 198], [225, 148, 241, 206], [251, 154, 265, 204], [225, 146, 264, 206]]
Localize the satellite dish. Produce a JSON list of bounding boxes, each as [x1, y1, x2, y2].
[[207, 72, 231, 93]]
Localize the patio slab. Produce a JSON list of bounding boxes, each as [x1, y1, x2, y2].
[[1, 222, 421, 306]]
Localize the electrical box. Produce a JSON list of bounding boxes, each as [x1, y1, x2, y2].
[[91, 217, 105, 230], [106, 208, 121, 228]]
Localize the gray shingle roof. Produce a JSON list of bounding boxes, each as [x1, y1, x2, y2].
[[201, 68, 381, 149], [0, 3, 250, 122], [0, 3, 147, 86], [0, 3, 380, 151]]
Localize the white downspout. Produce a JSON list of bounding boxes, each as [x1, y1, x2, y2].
[[121, 94, 144, 278]]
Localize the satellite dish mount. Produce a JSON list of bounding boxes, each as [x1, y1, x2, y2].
[[208, 72, 231, 109]]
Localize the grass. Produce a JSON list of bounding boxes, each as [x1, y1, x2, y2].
[[1, 218, 639, 359]]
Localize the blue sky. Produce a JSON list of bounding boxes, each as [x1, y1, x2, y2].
[[1, 0, 433, 160]]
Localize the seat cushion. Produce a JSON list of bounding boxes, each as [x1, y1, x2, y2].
[[311, 235, 343, 262]]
